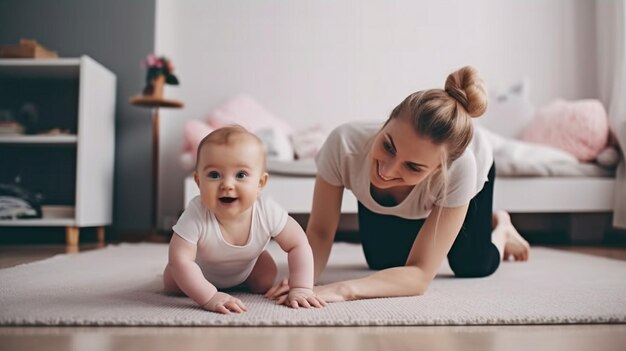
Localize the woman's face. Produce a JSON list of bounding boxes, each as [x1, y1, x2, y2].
[[369, 118, 444, 189]]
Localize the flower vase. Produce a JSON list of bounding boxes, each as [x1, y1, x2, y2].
[[145, 74, 165, 99]]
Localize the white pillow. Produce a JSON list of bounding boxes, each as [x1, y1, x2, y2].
[[255, 127, 294, 161], [476, 80, 535, 139], [290, 124, 330, 160]]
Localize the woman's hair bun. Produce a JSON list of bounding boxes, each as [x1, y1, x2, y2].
[[444, 66, 488, 118]]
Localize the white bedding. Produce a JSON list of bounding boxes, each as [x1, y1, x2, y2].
[[481, 128, 614, 177], [267, 158, 613, 178], [181, 128, 615, 178], [266, 128, 615, 178]]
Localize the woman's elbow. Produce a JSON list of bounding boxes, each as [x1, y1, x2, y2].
[[406, 280, 429, 297], [407, 268, 433, 296], [382, 267, 431, 297]]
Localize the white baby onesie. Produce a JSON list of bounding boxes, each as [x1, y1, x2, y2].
[[173, 195, 288, 288]]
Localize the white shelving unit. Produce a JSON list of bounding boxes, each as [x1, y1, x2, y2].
[[0, 135, 78, 144], [0, 56, 116, 246]]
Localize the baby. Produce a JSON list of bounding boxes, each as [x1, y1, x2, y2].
[[163, 125, 325, 314]]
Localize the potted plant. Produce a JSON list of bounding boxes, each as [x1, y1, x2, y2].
[[142, 54, 180, 98]]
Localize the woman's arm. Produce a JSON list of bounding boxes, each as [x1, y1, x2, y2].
[[306, 176, 344, 282], [316, 204, 469, 301], [167, 234, 218, 306]]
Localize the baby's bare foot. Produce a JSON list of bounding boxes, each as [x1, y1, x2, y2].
[[494, 210, 530, 261]]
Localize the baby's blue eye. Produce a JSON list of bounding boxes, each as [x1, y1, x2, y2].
[[207, 171, 221, 179], [236, 171, 248, 180]]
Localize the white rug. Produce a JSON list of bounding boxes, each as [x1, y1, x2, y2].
[[1, 242, 625, 326]]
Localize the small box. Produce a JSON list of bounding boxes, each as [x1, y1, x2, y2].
[[0, 39, 58, 59], [41, 205, 75, 219]]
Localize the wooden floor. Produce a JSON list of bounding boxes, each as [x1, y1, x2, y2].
[[0, 241, 625, 351]]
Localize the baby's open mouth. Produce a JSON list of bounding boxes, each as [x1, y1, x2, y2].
[[219, 197, 237, 204]]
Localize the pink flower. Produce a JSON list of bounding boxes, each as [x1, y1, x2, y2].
[[145, 54, 169, 69], [145, 54, 159, 67]]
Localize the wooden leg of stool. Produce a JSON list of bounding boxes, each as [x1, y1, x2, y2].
[[96, 226, 106, 247], [66, 226, 80, 247]]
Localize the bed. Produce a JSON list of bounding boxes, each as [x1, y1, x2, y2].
[[185, 164, 616, 214], [184, 135, 617, 243], [181, 93, 621, 243]]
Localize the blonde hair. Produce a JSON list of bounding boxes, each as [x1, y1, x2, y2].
[[387, 66, 487, 163], [195, 124, 267, 171], [385, 66, 488, 236]]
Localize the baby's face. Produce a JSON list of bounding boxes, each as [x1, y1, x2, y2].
[[194, 136, 267, 220]]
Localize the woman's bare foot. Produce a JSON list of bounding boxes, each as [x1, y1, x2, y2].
[[493, 210, 530, 261]]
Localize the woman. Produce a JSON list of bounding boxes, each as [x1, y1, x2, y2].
[[267, 66, 530, 304]]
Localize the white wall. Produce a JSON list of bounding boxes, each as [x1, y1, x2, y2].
[[155, 0, 598, 229]]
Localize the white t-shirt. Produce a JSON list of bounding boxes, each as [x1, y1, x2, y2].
[[315, 121, 493, 219], [172, 195, 288, 288]]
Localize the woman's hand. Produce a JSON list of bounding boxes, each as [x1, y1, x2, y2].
[[265, 277, 347, 304], [264, 277, 290, 300], [313, 283, 349, 303], [265, 278, 327, 308], [202, 292, 247, 314]]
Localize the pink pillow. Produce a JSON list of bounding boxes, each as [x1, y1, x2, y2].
[[206, 94, 293, 134], [182, 95, 296, 166], [182, 119, 214, 158], [520, 99, 609, 162]]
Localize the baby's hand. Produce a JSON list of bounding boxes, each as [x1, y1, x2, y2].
[[284, 287, 327, 309], [202, 292, 247, 314]]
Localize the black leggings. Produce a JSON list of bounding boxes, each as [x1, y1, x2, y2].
[[358, 163, 500, 278]]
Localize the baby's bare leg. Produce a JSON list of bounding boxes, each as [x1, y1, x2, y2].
[[163, 264, 183, 293], [244, 250, 277, 294]]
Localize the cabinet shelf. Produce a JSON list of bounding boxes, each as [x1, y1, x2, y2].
[[0, 135, 78, 144], [0, 56, 115, 246], [0, 58, 81, 79], [0, 218, 75, 227]]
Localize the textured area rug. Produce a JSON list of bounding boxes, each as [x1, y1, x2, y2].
[[1, 242, 625, 326]]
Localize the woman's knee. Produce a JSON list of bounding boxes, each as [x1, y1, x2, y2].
[[448, 246, 500, 278], [364, 255, 405, 271], [450, 261, 499, 278]]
